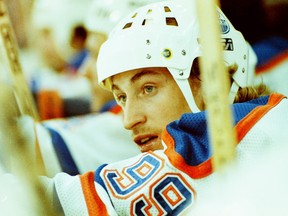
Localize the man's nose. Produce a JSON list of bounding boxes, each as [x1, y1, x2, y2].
[[123, 100, 146, 130]]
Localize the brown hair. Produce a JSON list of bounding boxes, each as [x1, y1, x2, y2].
[[190, 58, 270, 103]]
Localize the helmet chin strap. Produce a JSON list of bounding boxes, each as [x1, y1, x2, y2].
[[229, 81, 240, 103], [168, 67, 201, 113], [175, 79, 201, 113]]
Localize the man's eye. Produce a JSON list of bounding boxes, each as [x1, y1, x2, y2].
[[144, 86, 155, 94], [116, 95, 127, 104]]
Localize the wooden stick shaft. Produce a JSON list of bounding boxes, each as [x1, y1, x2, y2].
[[0, 0, 46, 175], [0, 83, 57, 215], [0, 1, 55, 214], [0, 0, 39, 120], [196, 0, 237, 170]]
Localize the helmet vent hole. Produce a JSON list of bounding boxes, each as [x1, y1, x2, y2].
[[166, 17, 178, 26], [164, 6, 171, 12], [123, 22, 133, 29], [131, 13, 137, 18]]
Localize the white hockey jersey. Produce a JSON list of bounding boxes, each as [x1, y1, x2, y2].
[[48, 93, 288, 215]]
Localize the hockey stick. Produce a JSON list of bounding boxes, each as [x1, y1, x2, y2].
[[0, 0, 47, 175], [196, 0, 237, 171], [0, 83, 57, 215], [0, 0, 39, 120]]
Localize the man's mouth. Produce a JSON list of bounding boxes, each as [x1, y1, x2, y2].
[[140, 137, 151, 144], [134, 135, 158, 152]]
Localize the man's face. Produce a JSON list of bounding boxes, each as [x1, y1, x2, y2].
[[111, 67, 191, 153]]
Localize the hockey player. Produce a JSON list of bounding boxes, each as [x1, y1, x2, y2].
[[43, 0, 288, 215]]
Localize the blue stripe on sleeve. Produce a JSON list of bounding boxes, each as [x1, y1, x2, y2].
[[44, 126, 80, 175]]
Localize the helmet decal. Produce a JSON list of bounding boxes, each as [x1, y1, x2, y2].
[[218, 12, 230, 34], [222, 38, 234, 51]]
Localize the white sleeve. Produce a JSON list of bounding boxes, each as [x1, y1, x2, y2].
[[36, 123, 62, 176]]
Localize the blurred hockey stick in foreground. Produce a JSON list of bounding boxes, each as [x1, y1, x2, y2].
[[196, 0, 237, 171], [0, 0, 47, 175], [0, 1, 56, 215], [0, 0, 38, 120], [0, 83, 57, 215]]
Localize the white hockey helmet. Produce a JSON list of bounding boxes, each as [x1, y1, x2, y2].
[[97, 0, 256, 112], [85, 0, 164, 35]]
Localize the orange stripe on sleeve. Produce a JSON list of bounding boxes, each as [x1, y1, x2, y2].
[[80, 172, 109, 216]]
